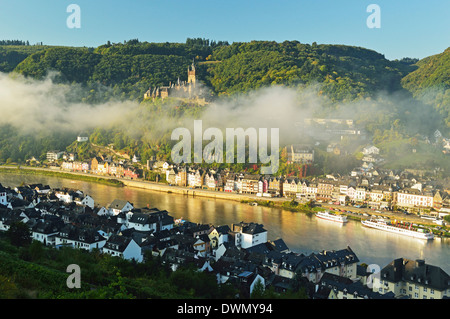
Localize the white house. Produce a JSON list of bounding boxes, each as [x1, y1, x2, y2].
[[126, 213, 153, 232], [362, 145, 380, 155], [188, 170, 203, 188], [238, 271, 265, 298], [232, 222, 267, 249], [74, 194, 95, 209], [46, 150, 64, 162], [193, 236, 208, 257], [0, 189, 7, 206], [54, 189, 74, 204], [102, 234, 143, 262], [96, 206, 109, 216], [108, 199, 134, 216], [77, 135, 89, 142], [31, 220, 61, 246], [55, 226, 106, 251]]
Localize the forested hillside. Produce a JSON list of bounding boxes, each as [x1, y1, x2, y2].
[[9, 39, 417, 102], [207, 41, 415, 100], [0, 43, 50, 72], [0, 39, 448, 175], [401, 47, 450, 127]]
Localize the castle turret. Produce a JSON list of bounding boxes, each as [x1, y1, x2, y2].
[[188, 60, 196, 87]]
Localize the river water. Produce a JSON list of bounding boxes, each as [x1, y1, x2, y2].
[[1, 173, 449, 274]]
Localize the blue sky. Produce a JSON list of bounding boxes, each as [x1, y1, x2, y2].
[[0, 0, 448, 60]]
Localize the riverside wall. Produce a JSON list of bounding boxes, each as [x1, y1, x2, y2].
[[1, 165, 255, 202], [120, 179, 253, 202]]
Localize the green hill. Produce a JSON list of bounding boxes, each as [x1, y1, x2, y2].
[[9, 39, 416, 103], [207, 41, 414, 100], [401, 47, 450, 127], [0, 44, 51, 72]]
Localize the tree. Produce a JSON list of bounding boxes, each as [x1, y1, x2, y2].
[[6, 221, 31, 247], [250, 278, 265, 298]]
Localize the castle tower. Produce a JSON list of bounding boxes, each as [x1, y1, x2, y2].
[[187, 60, 196, 87]]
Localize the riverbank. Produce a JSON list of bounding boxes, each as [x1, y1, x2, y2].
[[0, 166, 124, 187], [1, 165, 448, 237]]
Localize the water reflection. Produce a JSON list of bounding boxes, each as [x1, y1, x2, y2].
[[0, 173, 448, 273]]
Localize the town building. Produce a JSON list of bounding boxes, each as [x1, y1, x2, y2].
[[231, 222, 268, 249], [372, 258, 450, 299], [286, 144, 314, 164]]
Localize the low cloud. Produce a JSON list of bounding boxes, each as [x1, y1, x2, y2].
[[0, 72, 139, 134]]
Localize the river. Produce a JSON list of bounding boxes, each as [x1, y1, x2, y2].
[[1, 172, 449, 274]]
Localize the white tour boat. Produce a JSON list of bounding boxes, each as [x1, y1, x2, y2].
[[361, 218, 434, 240], [316, 211, 348, 223]]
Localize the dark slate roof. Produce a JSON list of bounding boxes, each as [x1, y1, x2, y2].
[[320, 272, 395, 299], [128, 213, 151, 225], [215, 225, 231, 235], [243, 242, 273, 255], [57, 224, 105, 244], [280, 252, 306, 270], [104, 234, 133, 252], [108, 199, 132, 210], [270, 238, 289, 252], [312, 246, 359, 268], [32, 219, 64, 234], [242, 223, 267, 234], [381, 258, 450, 291]]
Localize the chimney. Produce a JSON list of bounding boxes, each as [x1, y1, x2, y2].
[[415, 259, 425, 268]]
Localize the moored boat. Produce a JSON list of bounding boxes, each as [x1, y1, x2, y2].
[[316, 211, 348, 223], [361, 218, 434, 240]]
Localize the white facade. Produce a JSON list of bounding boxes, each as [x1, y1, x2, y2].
[[55, 236, 106, 251], [354, 187, 367, 202], [102, 238, 143, 262], [109, 200, 134, 215], [32, 231, 58, 246], [74, 195, 95, 209], [46, 151, 63, 162], [188, 171, 203, 188], [0, 191, 7, 206], [55, 191, 73, 204], [362, 146, 380, 155], [127, 219, 152, 232], [396, 192, 433, 208], [235, 229, 267, 249]]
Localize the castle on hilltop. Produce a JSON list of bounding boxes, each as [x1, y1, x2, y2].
[[144, 61, 208, 105]]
